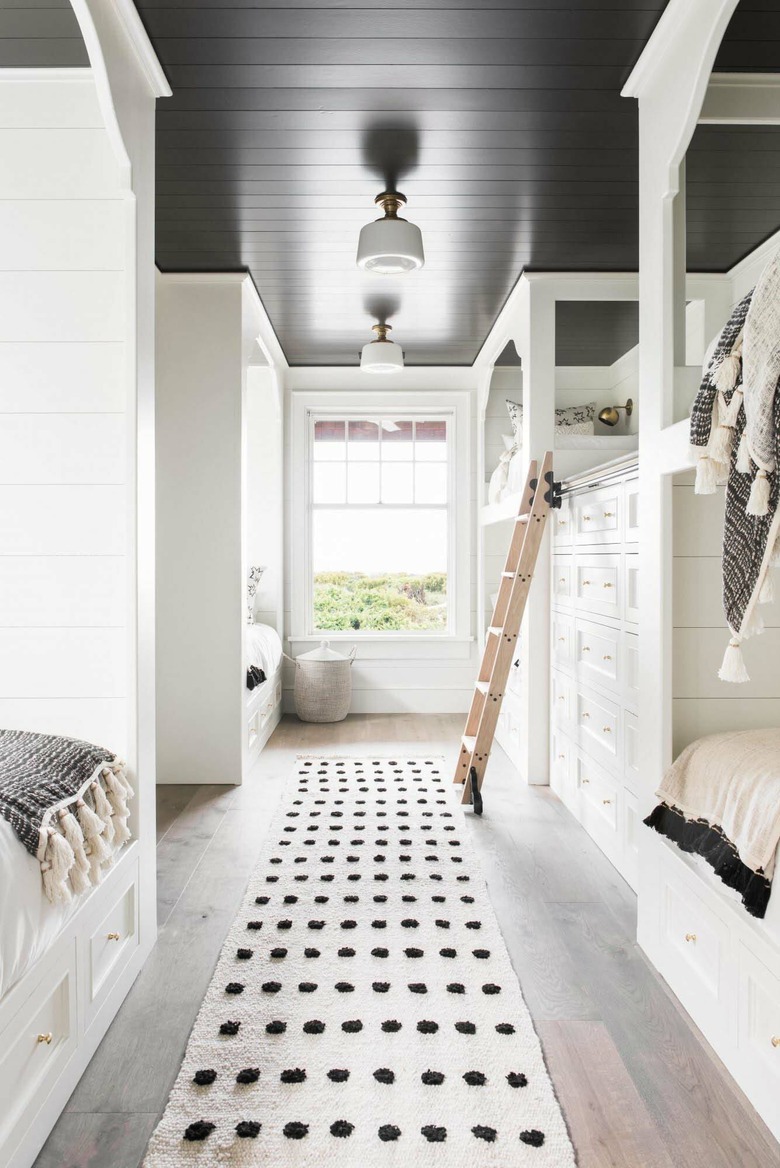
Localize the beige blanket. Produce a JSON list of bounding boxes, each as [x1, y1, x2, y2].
[[657, 729, 780, 876]]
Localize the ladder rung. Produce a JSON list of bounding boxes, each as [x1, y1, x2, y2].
[[501, 572, 515, 579], [462, 735, 477, 753], [475, 680, 489, 694], [487, 626, 503, 636], [516, 514, 529, 524]]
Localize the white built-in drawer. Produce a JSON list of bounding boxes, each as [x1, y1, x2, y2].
[[737, 946, 780, 1109], [575, 751, 621, 865], [552, 556, 573, 608], [624, 555, 639, 624], [662, 876, 728, 1007], [573, 484, 622, 546], [0, 944, 77, 1150], [86, 867, 138, 1024], [625, 477, 639, 542], [624, 632, 639, 710], [574, 617, 621, 696], [574, 554, 621, 620], [552, 668, 571, 728], [574, 684, 620, 773], [624, 710, 639, 794], [552, 610, 574, 668], [551, 730, 576, 810], [552, 497, 572, 545]]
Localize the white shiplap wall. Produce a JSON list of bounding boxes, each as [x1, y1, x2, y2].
[[0, 75, 129, 754]]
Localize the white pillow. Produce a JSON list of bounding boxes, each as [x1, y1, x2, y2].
[[505, 399, 596, 438]]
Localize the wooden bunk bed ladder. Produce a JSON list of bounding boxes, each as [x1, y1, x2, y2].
[[455, 451, 559, 811]]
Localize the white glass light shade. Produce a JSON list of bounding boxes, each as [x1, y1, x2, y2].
[[360, 338, 404, 374], [356, 216, 425, 274]]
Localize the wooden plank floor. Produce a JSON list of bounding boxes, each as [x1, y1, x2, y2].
[[34, 714, 779, 1167]]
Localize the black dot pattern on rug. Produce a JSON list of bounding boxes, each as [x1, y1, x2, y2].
[[472, 1125, 497, 1142], [520, 1130, 545, 1146], [283, 1122, 309, 1140], [235, 1120, 261, 1139], [183, 1121, 215, 1141], [158, 759, 569, 1162]]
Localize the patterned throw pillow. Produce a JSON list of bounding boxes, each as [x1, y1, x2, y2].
[[505, 399, 596, 438]]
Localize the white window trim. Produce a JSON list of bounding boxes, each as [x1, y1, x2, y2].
[[289, 390, 471, 643]]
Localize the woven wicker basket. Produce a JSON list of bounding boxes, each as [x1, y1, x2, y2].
[[289, 641, 355, 723]]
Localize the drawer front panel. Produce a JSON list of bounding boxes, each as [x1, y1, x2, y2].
[[573, 485, 622, 545], [552, 497, 572, 545], [574, 555, 621, 620], [88, 868, 139, 1018], [662, 878, 726, 1002], [575, 751, 621, 865], [625, 555, 639, 623], [552, 611, 574, 669], [0, 946, 77, 1147], [625, 477, 639, 542], [624, 632, 639, 710], [738, 947, 780, 1091], [552, 668, 571, 728], [624, 710, 639, 795], [574, 617, 621, 696], [552, 556, 573, 608], [551, 730, 576, 809], [574, 684, 620, 772]]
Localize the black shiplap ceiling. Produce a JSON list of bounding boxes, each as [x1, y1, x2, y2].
[[555, 300, 639, 365], [137, 0, 668, 365], [4, 2, 780, 364]]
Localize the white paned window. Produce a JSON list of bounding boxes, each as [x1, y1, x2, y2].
[[308, 414, 452, 635]]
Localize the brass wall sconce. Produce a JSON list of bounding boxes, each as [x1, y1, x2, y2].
[[597, 398, 634, 427]]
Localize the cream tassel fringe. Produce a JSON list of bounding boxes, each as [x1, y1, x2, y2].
[[747, 469, 771, 516], [723, 386, 743, 426], [718, 638, 750, 683], [112, 817, 132, 846], [77, 797, 111, 866], [42, 830, 75, 904], [736, 432, 752, 474], [694, 452, 719, 494], [103, 770, 129, 820], [742, 606, 765, 637], [91, 780, 115, 844], [710, 422, 734, 466], [59, 809, 91, 894], [714, 350, 742, 392]]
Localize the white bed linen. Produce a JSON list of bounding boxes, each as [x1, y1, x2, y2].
[[246, 622, 283, 678], [0, 817, 80, 999], [674, 836, 780, 935]]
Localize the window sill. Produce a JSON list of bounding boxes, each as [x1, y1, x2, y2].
[[288, 634, 475, 644]]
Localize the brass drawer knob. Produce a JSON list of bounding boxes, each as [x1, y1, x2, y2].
[[558, 636, 565, 642], [582, 645, 591, 652], [603, 654, 612, 661], [582, 579, 592, 586], [583, 515, 592, 522], [582, 712, 590, 719], [581, 778, 590, 785], [107, 932, 121, 941], [603, 582, 613, 589], [602, 726, 612, 734], [558, 753, 565, 760], [37, 1032, 53, 1045], [684, 933, 697, 943], [603, 511, 615, 517], [602, 798, 612, 805], [771, 1036, 780, 1048]]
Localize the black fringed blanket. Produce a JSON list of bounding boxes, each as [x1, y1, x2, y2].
[[644, 729, 780, 918], [0, 728, 133, 905]]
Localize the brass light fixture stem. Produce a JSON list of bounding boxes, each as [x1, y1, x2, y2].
[[375, 191, 407, 220], [372, 323, 392, 343]]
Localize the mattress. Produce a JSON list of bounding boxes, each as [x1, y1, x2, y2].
[[246, 622, 283, 678], [0, 816, 80, 999]]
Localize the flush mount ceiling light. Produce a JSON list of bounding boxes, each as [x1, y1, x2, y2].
[[356, 191, 425, 275], [360, 323, 404, 374], [598, 398, 634, 427]]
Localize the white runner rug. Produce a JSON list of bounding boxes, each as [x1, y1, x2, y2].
[[143, 757, 575, 1166]]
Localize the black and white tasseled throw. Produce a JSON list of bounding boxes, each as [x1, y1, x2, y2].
[[0, 728, 133, 904], [143, 758, 574, 1167], [690, 284, 780, 683]]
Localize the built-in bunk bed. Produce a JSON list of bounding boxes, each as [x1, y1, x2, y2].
[[625, 0, 780, 1141], [0, 32, 165, 1168]]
